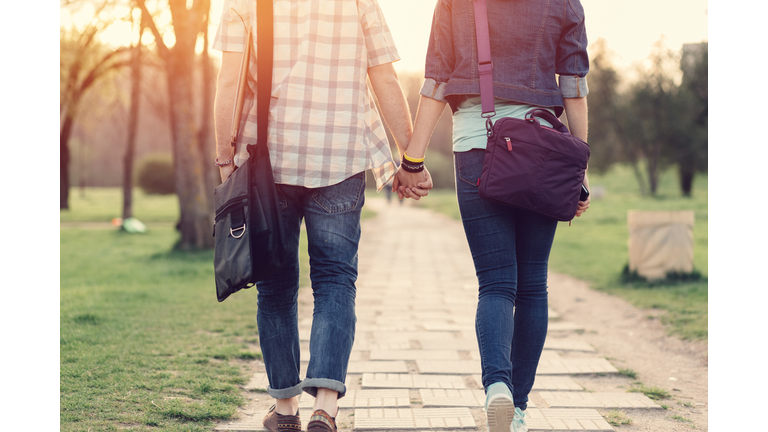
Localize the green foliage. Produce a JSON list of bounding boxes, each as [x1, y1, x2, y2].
[[620, 265, 706, 285], [617, 368, 638, 379], [603, 410, 633, 426], [629, 383, 671, 401], [586, 38, 707, 196], [137, 154, 176, 195]]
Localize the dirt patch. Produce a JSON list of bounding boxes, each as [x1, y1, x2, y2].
[[547, 272, 708, 431]]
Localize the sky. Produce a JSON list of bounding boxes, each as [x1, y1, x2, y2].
[[62, 0, 708, 77]]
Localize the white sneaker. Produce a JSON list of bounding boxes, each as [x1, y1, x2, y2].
[[485, 382, 515, 432], [512, 407, 528, 432]]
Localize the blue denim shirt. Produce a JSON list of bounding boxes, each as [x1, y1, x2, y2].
[[420, 0, 589, 117]]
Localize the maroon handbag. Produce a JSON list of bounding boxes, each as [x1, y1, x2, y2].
[[472, 0, 590, 222]]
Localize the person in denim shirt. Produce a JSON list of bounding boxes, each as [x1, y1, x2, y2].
[[393, 1, 591, 431]]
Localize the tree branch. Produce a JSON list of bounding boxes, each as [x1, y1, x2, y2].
[[135, 0, 169, 60]]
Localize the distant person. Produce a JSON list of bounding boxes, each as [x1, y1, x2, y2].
[[213, 1, 430, 431], [394, 1, 591, 431]]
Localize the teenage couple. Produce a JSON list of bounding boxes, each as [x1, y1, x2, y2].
[[213, 1, 591, 431]]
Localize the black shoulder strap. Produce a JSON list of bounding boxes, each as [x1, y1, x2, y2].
[[256, 0, 273, 148]]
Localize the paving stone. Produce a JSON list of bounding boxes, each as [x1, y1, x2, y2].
[[416, 360, 482, 375], [300, 350, 363, 362], [470, 375, 584, 391], [357, 324, 421, 333], [418, 389, 486, 407], [354, 408, 477, 429], [527, 408, 615, 431], [353, 408, 415, 429], [361, 373, 466, 389], [539, 392, 662, 409], [348, 361, 409, 374], [299, 389, 411, 409], [548, 322, 585, 332], [412, 408, 477, 428], [419, 339, 478, 351], [352, 341, 413, 352], [418, 388, 538, 409], [370, 331, 458, 343], [543, 338, 596, 352], [535, 353, 619, 375], [422, 321, 474, 332], [369, 349, 460, 361], [548, 307, 561, 319]]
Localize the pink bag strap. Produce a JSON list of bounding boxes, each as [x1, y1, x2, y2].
[[472, 0, 495, 119]]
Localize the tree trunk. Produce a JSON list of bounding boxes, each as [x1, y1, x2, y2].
[[167, 49, 214, 249], [680, 166, 694, 197], [60, 114, 74, 210], [123, 25, 143, 220], [199, 11, 217, 191]]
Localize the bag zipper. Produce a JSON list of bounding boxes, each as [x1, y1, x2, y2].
[[215, 196, 248, 222]]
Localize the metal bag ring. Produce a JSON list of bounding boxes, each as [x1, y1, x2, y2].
[[230, 224, 246, 239]]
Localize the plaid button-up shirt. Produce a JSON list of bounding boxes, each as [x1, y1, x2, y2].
[[213, 0, 401, 191]]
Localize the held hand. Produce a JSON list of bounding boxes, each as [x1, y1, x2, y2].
[[219, 164, 235, 183], [395, 165, 430, 200]]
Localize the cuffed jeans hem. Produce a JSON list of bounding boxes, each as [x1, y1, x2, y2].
[[301, 378, 347, 399], [267, 382, 304, 400]]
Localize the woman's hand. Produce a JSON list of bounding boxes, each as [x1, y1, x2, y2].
[[575, 170, 590, 217]]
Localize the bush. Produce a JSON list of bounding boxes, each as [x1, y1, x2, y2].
[[137, 154, 175, 195]]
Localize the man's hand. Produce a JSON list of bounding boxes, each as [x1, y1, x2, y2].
[[219, 165, 235, 183]]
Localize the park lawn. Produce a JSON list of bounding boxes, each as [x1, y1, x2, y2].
[[61, 188, 382, 430], [61, 227, 260, 431], [414, 164, 708, 340]]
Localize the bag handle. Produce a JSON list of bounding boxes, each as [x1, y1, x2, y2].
[[472, 0, 495, 120], [229, 10, 252, 152], [230, 1, 273, 161], [255, 0, 273, 153], [525, 109, 570, 134]]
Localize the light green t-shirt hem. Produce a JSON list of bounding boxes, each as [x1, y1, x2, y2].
[[452, 96, 555, 152]]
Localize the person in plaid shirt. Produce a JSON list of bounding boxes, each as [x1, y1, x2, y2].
[[213, 1, 431, 431]]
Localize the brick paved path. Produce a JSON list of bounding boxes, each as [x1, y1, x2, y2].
[[215, 196, 662, 431]]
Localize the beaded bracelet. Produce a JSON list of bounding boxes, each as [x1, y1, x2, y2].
[[215, 158, 233, 167], [400, 159, 424, 173]]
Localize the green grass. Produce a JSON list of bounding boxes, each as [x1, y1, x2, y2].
[[60, 187, 378, 430], [603, 410, 633, 426], [414, 164, 708, 340], [61, 227, 257, 431], [628, 382, 671, 401]]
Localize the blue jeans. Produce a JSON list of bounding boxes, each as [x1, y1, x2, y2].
[[256, 172, 365, 400], [454, 150, 558, 410]]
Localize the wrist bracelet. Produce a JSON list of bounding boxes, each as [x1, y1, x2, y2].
[[403, 152, 425, 163], [400, 159, 424, 173], [215, 158, 233, 167]]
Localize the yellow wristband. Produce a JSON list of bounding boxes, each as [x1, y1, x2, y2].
[[403, 152, 425, 163]]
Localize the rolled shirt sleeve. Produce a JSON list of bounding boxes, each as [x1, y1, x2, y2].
[[421, 0, 454, 103], [556, 0, 589, 98], [359, 0, 401, 67], [212, 0, 250, 53]]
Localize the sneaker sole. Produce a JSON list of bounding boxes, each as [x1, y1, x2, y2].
[[486, 394, 515, 432]]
